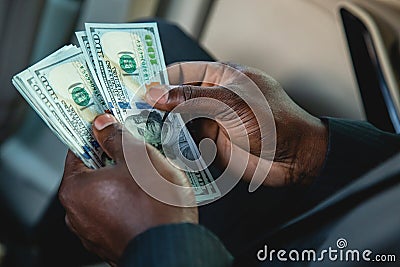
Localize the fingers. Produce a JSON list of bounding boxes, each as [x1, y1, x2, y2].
[[62, 150, 90, 178], [59, 152, 88, 211], [64, 215, 79, 236], [166, 62, 211, 85], [145, 84, 235, 115], [92, 114, 124, 162], [167, 61, 243, 86]]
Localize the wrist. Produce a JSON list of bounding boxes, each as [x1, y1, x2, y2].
[[296, 116, 329, 185]]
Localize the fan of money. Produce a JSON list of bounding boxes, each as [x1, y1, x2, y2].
[[12, 23, 220, 204]]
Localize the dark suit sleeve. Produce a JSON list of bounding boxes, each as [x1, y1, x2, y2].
[[308, 117, 400, 203], [119, 223, 233, 267]]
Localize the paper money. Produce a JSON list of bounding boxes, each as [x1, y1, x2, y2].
[[85, 22, 168, 121], [85, 22, 220, 201], [75, 31, 106, 107], [12, 23, 221, 203], [124, 110, 220, 202], [13, 45, 109, 168], [13, 62, 99, 168]]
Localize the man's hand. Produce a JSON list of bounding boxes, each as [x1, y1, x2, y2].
[[145, 62, 328, 187], [58, 114, 198, 265]]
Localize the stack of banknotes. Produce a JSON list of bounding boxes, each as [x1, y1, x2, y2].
[[12, 23, 220, 203]]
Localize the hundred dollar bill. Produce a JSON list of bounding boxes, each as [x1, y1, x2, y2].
[[29, 45, 109, 167], [75, 31, 108, 111], [85, 22, 168, 121], [85, 23, 221, 201], [124, 110, 220, 202], [12, 67, 99, 168]]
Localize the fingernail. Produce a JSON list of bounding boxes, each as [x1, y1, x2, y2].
[[147, 86, 169, 104], [94, 114, 117, 131]]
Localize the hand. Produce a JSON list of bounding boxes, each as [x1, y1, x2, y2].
[[145, 62, 328, 188], [58, 114, 198, 265]]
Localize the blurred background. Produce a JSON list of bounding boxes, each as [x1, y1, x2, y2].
[[0, 0, 399, 266]]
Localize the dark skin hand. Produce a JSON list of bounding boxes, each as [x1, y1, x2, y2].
[[59, 62, 329, 264], [145, 62, 328, 187], [58, 114, 198, 266]]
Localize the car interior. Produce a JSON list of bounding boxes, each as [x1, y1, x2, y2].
[[0, 0, 399, 266]]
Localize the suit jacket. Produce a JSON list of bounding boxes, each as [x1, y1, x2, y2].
[[118, 118, 400, 266]]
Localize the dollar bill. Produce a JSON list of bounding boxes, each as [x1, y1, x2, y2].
[[124, 109, 220, 202], [26, 45, 108, 167], [75, 31, 108, 111], [12, 63, 99, 168], [12, 23, 221, 203], [85, 23, 221, 202], [85, 22, 168, 121]]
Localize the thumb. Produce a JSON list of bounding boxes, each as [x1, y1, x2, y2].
[[145, 85, 234, 116], [92, 114, 124, 163]]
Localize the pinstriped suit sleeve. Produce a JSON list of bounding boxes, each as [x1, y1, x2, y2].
[[119, 223, 233, 267], [308, 117, 400, 203]]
